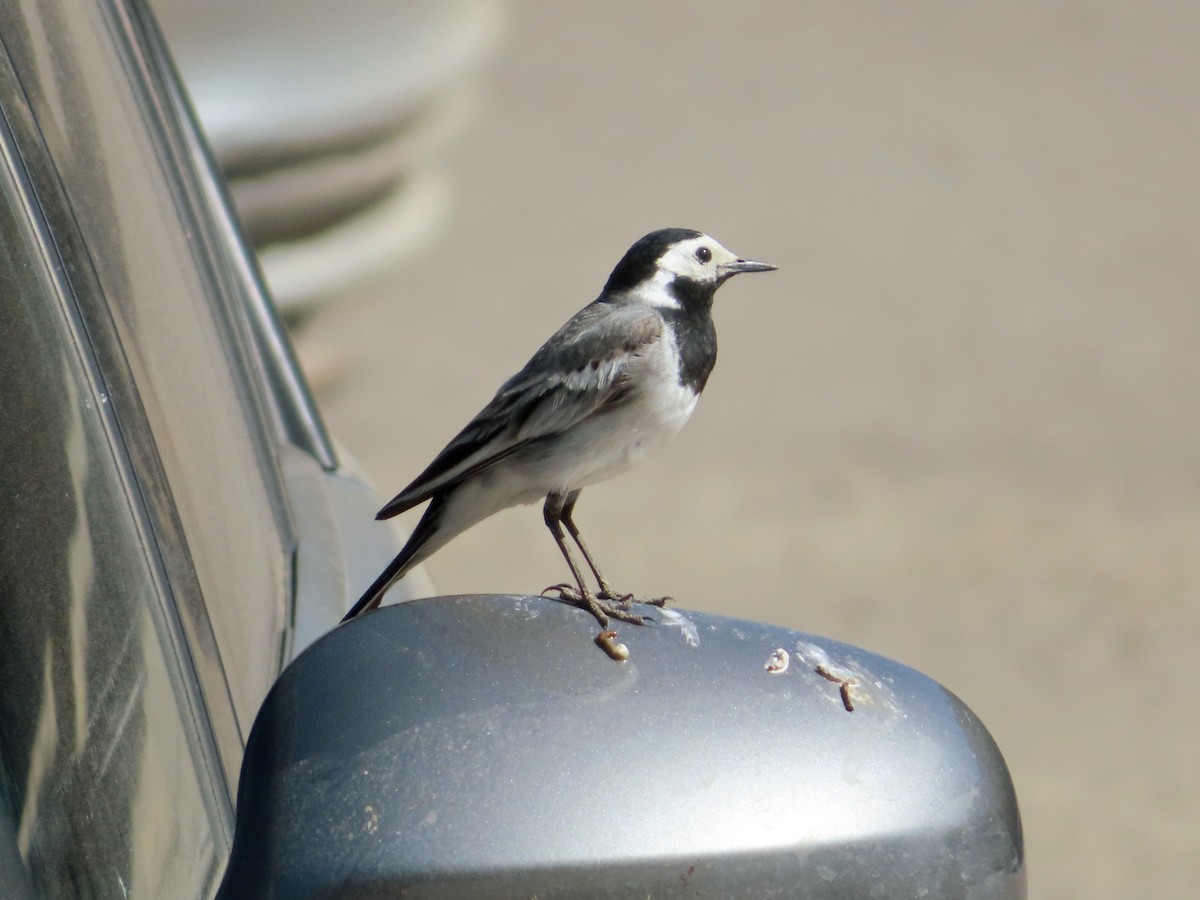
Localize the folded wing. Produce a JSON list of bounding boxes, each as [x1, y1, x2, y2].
[[376, 301, 664, 520]]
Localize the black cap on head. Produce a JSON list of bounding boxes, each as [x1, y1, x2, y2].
[[604, 228, 704, 293]]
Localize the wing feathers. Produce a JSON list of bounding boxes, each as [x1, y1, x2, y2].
[[376, 301, 663, 519]]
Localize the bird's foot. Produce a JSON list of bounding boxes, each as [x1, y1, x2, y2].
[[596, 587, 672, 610], [542, 583, 649, 627]]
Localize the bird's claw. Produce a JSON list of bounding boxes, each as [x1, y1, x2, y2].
[[595, 588, 634, 607], [543, 584, 649, 627], [597, 588, 671, 610]]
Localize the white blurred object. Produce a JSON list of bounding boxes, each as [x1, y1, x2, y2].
[[154, 0, 503, 312]]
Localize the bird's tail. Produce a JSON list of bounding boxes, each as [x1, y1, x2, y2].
[[341, 496, 445, 622]]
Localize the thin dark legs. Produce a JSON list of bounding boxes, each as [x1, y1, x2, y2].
[[542, 490, 665, 627]]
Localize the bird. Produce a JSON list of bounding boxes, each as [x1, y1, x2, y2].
[[342, 228, 775, 628]]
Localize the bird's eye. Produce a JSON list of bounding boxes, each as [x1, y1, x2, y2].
[[695, 246, 712, 264]]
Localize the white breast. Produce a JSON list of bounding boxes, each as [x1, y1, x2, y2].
[[542, 331, 699, 492]]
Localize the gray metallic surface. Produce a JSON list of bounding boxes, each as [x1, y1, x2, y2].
[[1, 0, 412, 894], [155, 30, 340, 473], [128, 0, 425, 662], [0, 104, 229, 896], [0, 815, 35, 900], [1, 0, 294, 746], [281, 447, 431, 660], [221, 596, 1025, 899]]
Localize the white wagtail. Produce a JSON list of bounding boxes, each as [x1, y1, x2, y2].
[[342, 228, 775, 628]]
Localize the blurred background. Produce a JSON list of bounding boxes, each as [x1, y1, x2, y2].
[[161, 1, 1198, 897]]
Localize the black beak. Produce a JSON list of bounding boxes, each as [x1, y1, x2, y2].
[[725, 258, 777, 275]]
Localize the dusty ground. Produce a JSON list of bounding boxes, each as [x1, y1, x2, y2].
[[311, 3, 1199, 897]]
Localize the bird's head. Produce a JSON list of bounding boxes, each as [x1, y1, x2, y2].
[[604, 228, 776, 309]]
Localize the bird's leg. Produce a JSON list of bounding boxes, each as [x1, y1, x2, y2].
[[558, 492, 624, 601], [541, 494, 647, 626], [560, 493, 671, 610]]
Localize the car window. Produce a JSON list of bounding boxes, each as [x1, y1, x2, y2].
[[1, 0, 298, 740], [0, 125, 227, 900]]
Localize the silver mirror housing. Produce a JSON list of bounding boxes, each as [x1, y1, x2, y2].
[[219, 595, 1025, 898]]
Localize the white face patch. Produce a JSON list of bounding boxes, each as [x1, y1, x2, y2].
[[635, 234, 743, 310], [657, 235, 741, 284]]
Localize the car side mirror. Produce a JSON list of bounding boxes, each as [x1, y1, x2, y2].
[[218, 595, 1024, 898]]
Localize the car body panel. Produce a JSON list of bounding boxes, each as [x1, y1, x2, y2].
[[0, 0, 415, 896], [220, 595, 1025, 899]]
